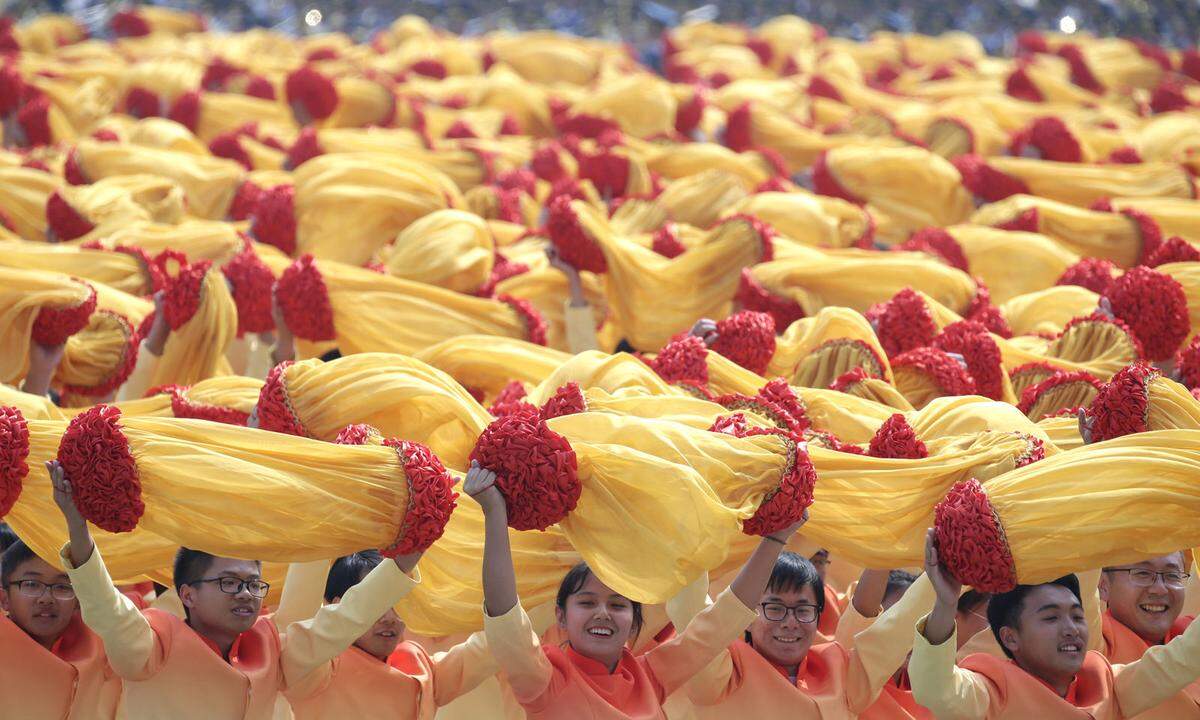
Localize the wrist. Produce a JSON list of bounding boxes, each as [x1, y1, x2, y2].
[[764, 534, 787, 546]]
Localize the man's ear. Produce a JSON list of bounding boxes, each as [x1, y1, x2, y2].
[[179, 583, 196, 611], [1097, 574, 1110, 604], [0, 587, 10, 613], [999, 625, 1020, 656]]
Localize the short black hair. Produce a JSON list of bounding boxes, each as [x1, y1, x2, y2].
[[325, 551, 382, 602], [766, 551, 826, 614], [958, 588, 992, 615], [172, 548, 261, 594], [884, 570, 918, 604], [1, 540, 39, 587], [987, 575, 1081, 659], [556, 562, 644, 639], [0, 522, 18, 552]]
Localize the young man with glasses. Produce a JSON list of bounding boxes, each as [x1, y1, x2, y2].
[[49, 460, 425, 720], [1099, 552, 1199, 719], [664, 550, 937, 718], [1, 539, 123, 719]]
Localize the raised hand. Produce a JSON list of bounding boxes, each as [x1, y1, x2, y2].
[[48, 460, 95, 567], [770, 508, 809, 544], [143, 291, 169, 356], [21, 341, 65, 396], [463, 460, 505, 514], [689, 318, 719, 346], [922, 528, 962, 645]]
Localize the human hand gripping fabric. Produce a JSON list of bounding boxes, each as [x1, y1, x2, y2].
[[922, 528, 962, 645], [21, 340, 65, 396], [48, 459, 96, 568], [689, 318, 719, 347], [467, 460, 519, 616]]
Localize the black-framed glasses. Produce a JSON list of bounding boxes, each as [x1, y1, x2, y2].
[[1105, 568, 1191, 589], [189, 577, 270, 598], [759, 602, 819, 624], [7, 579, 76, 600]]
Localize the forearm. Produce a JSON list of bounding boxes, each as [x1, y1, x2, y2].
[[1115, 617, 1200, 717], [922, 599, 957, 646], [847, 575, 936, 711], [61, 544, 158, 678], [272, 559, 332, 632], [729, 536, 788, 609], [851, 569, 891, 618], [910, 617, 990, 720], [115, 341, 161, 401], [482, 504, 518, 618]]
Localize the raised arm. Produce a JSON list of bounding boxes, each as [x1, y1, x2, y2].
[[51, 461, 161, 680], [547, 246, 599, 354], [428, 631, 501, 707], [1114, 615, 1200, 717], [21, 341, 64, 397], [909, 530, 991, 720], [844, 573, 937, 713], [116, 291, 166, 401], [468, 461, 554, 702], [271, 560, 333, 633], [649, 515, 808, 699]]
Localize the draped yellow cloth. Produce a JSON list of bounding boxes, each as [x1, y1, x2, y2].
[[81, 219, 258, 266], [727, 191, 874, 249], [414, 335, 572, 402], [1157, 262, 1200, 343], [294, 152, 465, 266], [375, 209, 494, 295], [0, 240, 155, 297], [907, 395, 1056, 449], [999, 285, 1100, 338], [71, 139, 244, 220], [0, 166, 59, 242], [982, 157, 1195, 208], [768, 306, 892, 387], [945, 225, 1079, 304], [0, 268, 95, 384], [150, 265, 236, 388], [493, 266, 621, 353], [55, 174, 187, 233], [1107, 197, 1200, 242]]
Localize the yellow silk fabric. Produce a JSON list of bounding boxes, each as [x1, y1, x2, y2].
[[0, 240, 155, 297], [970, 194, 1148, 268], [0, 268, 95, 384], [414, 335, 571, 402], [375, 209, 494, 295], [57, 174, 187, 232], [1108, 197, 1200, 242], [1157, 262, 1200, 343], [946, 225, 1079, 304], [150, 267, 236, 388], [0, 166, 59, 241], [983, 157, 1194, 208], [1144, 377, 1200, 432], [986, 431, 1200, 585], [494, 266, 620, 353], [728, 191, 874, 249], [294, 152, 465, 266], [768, 306, 892, 387], [999, 285, 1100, 338]]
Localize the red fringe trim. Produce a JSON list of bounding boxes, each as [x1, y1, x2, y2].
[[468, 411, 580, 531], [123, 87, 162, 120], [758, 378, 811, 432], [1145, 237, 1200, 268], [651, 335, 709, 385], [675, 89, 706, 136], [287, 127, 324, 169], [1104, 266, 1189, 361], [57, 405, 143, 533], [1010, 117, 1084, 163], [994, 207, 1039, 233], [171, 388, 250, 426], [383, 439, 459, 556], [110, 10, 151, 37], [275, 255, 336, 342], [251, 184, 297, 256], [255, 361, 309, 436], [1121, 209, 1164, 264], [64, 148, 88, 185], [245, 75, 275, 100], [736, 269, 805, 329], [952, 154, 1030, 203], [16, 94, 51, 146], [1016, 370, 1103, 417], [812, 151, 865, 204], [546, 196, 607, 274], [498, 294, 548, 346], [165, 91, 199, 132], [45, 191, 95, 241], [830, 366, 869, 392], [722, 102, 754, 152], [868, 414, 928, 459], [334, 424, 383, 445], [710, 311, 776, 375], [0, 406, 29, 516], [714, 392, 801, 434], [1005, 67, 1046, 103], [33, 281, 96, 345], [60, 310, 139, 398], [1057, 44, 1105, 94], [865, 287, 939, 359], [932, 321, 1006, 401], [221, 248, 276, 336], [540, 382, 587, 420], [1057, 311, 1145, 360], [891, 347, 977, 396], [743, 438, 816, 537], [1107, 146, 1143, 164], [1057, 258, 1118, 295], [1083, 362, 1158, 441], [719, 213, 777, 263], [652, 225, 686, 258], [899, 228, 969, 272], [934, 479, 1017, 593], [208, 132, 253, 171]]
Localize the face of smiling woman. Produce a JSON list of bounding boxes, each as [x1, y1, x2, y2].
[[556, 572, 636, 671]]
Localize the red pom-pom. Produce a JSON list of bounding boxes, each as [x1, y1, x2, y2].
[[228, 180, 262, 222], [711, 311, 776, 375], [33, 281, 96, 345], [1057, 258, 1118, 295], [1005, 67, 1046, 102], [1119, 209, 1163, 264], [736, 269, 805, 329], [64, 148, 88, 185], [1017, 30, 1050, 55], [255, 361, 309, 436], [830, 366, 870, 392], [722, 102, 754, 152], [498, 294, 548, 346], [123, 87, 162, 119], [555, 112, 622, 141], [540, 382, 587, 420], [675, 89, 706, 136], [275, 255, 335, 341], [651, 225, 686, 258], [807, 75, 844, 102], [993, 206, 1039, 233], [717, 213, 777, 262], [932, 321, 1006, 401], [409, 59, 448, 79], [1150, 82, 1190, 114], [165, 91, 199, 131], [46, 190, 95, 241], [546, 195, 607, 274], [251, 184, 297, 255], [208, 132, 253, 170], [0, 406, 29, 516], [334, 424, 382, 445], [1009, 117, 1083, 162], [14, 93, 51, 146], [651, 335, 709, 385], [934, 479, 1017, 592], [444, 119, 478, 140], [1183, 49, 1200, 82], [742, 439, 816, 537], [866, 287, 938, 359], [244, 75, 276, 100], [812, 151, 865, 204], [1016, 370, 1103, 419], [1107, 146, 1143, 164], [222, 247, 276, 336], [892, 347, 977, 397], [952, 154, 1030, 203], [967, 303, 1014, 339], [1146, 237, 1200, 268], [160, 259, 209, 330], [57, 406, 143, 533], [868, 414, 928, 459], [1057, 44, 1105, 94], [202, 57, 243, 91], [477, 251, 530, 298], [899, 228, 969, 272], [531, 143, 570, 183], [487, 380, 532, 418], [1083, 362, 1158, 441], [286, 66, 339, 122], [0, 63, 24, 116], [745, 36, 773, 65], [469, 412, 580, 531], [714, 392, 801, 434], [110, 10, 151, 37], [1176, 336, 1200, 389], [758, 378, 810, 432], [170, 388, 250, 426], [384, 439, 458, 555], [578, 150, 630, 199], [286, 127, 324, 169], [1104, 266, 1189, 361]]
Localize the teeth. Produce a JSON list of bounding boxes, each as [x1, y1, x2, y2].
[[1140, 605, 1168, 613], [774, 637, 800, 643], [587, 628, 613, 636], [1060, 645, 1080, 652]]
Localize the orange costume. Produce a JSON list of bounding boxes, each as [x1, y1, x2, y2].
[[1101, 611, 1200, 720], [0, 613, 121, 720]]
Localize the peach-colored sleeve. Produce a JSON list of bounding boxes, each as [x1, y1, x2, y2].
[[61, 544, 163, 680], [563, 300, 600, 353], [845, 575, 936, 713], [430, 632, 500, 706], [1114, 616, 1200, 717], [271, 560, 332, 633], [483, 602, 556, 703], [646, 588, 757, 699], [1078, 568, 1104, 653], [909, 616, 991, 720], [665, 573, 738, 707], [115, 342, 160, 401]]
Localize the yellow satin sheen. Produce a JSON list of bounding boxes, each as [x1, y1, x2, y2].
[[768, 306, 892, 387], [414, 335, 571, 402], [150, 267, 236, 388], [999, 285, 1100, 338], [984, 157, 1194, 208], [947, 225, 1079, 304], [375, 209, 493, 294], [0, 268, 94, 385], [0, 165, 59, 242], [0, 240, 154, 296], [970, 194, 1148, 268]]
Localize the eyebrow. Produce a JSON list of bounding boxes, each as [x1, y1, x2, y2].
[[17, 571, 70, 582], [1035, 603, 1082, 613]]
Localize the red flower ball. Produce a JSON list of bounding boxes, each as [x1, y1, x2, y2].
[[891, 347, 978, 397], [228, 180, 262, 222], [736, 269, 806, 330], [286, 66, 339, 122], [1145, 237, 1200, 268], [934, 479, 1017, 593], [812, 151, 865, 204], [546, 196, 607, 274], [1083, 362, 1158, 442], [711, 311, 776, 375], [868, 414, 928, 459], [468, 412, 580, 531], [952, 154, 1030, 203], [334, 424, 383, 446], [488, 380, 533, 418], [541, 382, 587, 420], [45, 191, 95, 241], [57, 405, 144, 533], [384, 439, 459, 555], [743, 440, 816, 537], [1057, 258, 1118, 295], [1176, 336, 1200, 390], [993, 207, 1039, 233], [651, 225, 686, 259], [866, 287, 938, 359], [251, 184, 297, 256], [1104, 266, 1189, 361], [275, 255, 336, 342], [0, 406, 29, 516], [32, 281, 96, 345], [932, 321, 1006, 401], [255, 361, 309, 437], [160, 260, 210, 331], [221, 248, 276, 337], [651, 335, 709, 385], [899, 228, 969, 272]]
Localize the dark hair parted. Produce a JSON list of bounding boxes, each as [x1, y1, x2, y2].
[[987, 575, 1081, 659], [1, 540, 39, 587], [172, 547, 262, 594], [325, 550, 383, 602], [766, 551, 826, 614]]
